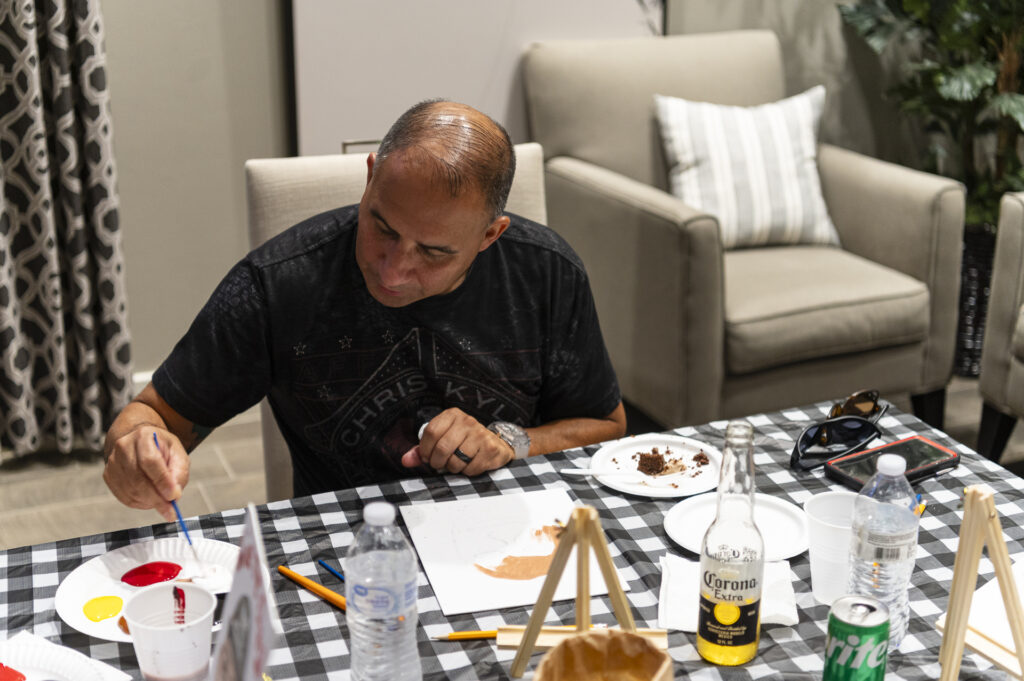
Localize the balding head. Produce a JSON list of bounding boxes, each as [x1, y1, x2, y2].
[[376, 100, 516, 220]]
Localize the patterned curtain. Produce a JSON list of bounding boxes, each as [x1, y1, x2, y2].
[[0, 1, 132, 457]]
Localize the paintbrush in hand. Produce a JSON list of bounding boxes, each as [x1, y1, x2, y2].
[[154, 432, 205, 576]]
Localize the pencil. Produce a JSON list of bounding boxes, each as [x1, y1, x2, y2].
[[278, 565, 346, 611], [317, 559, 345, 583], [431, 624, 600, 641], [432, 630, 498, 641]]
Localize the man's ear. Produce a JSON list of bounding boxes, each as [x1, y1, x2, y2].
[[478, 215, 511, 252], [365, 152, 377, 184]]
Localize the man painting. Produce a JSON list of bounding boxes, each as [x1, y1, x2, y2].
[[103, 100, 625, 520]]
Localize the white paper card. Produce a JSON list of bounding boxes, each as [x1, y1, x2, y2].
[[400, 489, 627, 616], [210, 504, 280, 681]]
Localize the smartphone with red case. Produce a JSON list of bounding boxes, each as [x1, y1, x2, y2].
[[824, 434, 960, 491]]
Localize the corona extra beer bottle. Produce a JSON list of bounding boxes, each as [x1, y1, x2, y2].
[[697, 420, 765, 666]]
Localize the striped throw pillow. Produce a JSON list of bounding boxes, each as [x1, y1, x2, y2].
[[655, 86, 840, 250]]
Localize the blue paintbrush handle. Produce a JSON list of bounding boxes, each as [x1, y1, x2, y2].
[[171, 499, 193, 546], [318, 559, 345, 582], [154, 432, 193, 547]]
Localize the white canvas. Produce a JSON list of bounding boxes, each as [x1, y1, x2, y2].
[[400, 488, 626, 616]]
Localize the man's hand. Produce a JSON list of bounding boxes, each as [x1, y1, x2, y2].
[[103, 426, 190, 522], [400, 408, 514, 475]]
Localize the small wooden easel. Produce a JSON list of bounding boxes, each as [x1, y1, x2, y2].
[[504, 505, 667, 678], [938, 484, 1024, 679]]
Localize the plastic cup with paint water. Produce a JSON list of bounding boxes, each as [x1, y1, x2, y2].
[[803, 490, 858, 606], [123, 582, 216, 681]]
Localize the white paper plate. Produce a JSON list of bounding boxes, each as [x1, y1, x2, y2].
[[0, 638, 105, 681], [55, 537, 238, 642], [664, 492, 809, 561], [587, 433, 722, 498]]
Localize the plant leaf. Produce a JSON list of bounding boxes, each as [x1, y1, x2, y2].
[[839, 1, 908, 54], [935, 62, 997, 101], [984, 93, 1024, 132]]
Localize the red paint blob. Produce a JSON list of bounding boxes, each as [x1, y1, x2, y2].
[[121, 561, 183, 586], [0, 663, 26, 681], [173, 585, 186, 624]]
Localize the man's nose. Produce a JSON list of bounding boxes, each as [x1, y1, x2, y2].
[[379, 243, 415, 286]]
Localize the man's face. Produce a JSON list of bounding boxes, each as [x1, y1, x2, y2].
[[355, 150, 509, 308]]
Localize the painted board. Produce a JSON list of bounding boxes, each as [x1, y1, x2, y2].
[[400, 488, 627, 616]]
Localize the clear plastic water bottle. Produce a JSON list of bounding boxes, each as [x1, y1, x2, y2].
[[847, 454, 919, 651], [345, 502, 422, 681]]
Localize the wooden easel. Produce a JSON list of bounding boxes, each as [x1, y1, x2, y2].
[[505, 505, 667, 678], [938, 485, 1024, 679]]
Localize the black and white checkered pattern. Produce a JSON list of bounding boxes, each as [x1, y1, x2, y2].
[[2, 402, 1020, 680]]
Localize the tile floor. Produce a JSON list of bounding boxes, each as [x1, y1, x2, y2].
[[1, 376, 1021, 550]]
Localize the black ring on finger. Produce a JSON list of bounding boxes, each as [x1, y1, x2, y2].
[[453, 448, 472, 464]]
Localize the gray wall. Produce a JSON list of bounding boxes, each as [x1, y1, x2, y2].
[[293, 0, 663, 155], [101, 0, 291, 375], [666, 0, 903, 163]]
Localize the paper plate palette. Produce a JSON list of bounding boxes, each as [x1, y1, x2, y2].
[[587, 433, 722, 499], [55, 537, 238, 642], [0, 638, 105, 681], [664, 492, 809, 561]]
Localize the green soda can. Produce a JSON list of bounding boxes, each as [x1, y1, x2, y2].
[[823, 595, 890, 681]]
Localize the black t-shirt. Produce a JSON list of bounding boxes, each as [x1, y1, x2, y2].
[[154, 205, 620, 495]]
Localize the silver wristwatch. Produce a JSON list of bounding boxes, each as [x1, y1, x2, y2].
[[487, 421, 531, 460]]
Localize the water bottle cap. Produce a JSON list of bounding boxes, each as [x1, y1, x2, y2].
[[877, 453, 906, 476], [363, 501, 396, 525]]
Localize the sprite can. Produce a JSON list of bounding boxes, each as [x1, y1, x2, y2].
[[823, 595, 890, 681]]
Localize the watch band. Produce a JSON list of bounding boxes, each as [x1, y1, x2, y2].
[[487, 421, 530, 460]]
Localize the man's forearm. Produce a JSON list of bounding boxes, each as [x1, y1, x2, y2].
[[104, 382, 209, 457], [523, 403, 627, 457]]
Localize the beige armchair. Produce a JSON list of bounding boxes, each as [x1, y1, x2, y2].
[[522, 30, 964, 429], [978, 192, 1024, 462], [244, 143, 548, 501]]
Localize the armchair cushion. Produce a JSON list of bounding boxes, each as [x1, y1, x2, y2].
[[655, 86, 839, 249], [724, 246, 929, 374]]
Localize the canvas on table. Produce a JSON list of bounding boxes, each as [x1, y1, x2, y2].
[[400, 488, 628, 616]]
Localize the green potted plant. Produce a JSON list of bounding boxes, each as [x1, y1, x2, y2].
[[839, 0, 1024, 374]]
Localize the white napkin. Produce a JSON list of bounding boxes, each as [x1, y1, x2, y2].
[[4, 630, 132, 681], [657, 553, 798, 631]]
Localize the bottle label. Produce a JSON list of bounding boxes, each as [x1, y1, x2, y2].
[[698, 593, 760, 646], [854, 529, 917, 562], [350, 579, 417, 617]]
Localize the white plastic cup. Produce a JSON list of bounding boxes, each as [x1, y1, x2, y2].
[[803, 490, 858, 606], [123, 582, 216, 681]]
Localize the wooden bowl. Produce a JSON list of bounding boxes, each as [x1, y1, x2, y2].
[[533, 629, 672, 681]]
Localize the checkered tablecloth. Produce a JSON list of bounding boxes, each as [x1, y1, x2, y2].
[[2, 402, 1022, 680]]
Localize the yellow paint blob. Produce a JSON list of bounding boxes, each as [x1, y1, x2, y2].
[[83, 595, 123, 622]]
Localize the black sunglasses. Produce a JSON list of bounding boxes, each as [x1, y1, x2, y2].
[[789, 414, 883, 471]]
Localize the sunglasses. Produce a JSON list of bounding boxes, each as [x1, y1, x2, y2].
[[789, 391, 888, 472], [827, 389, 883, 420]]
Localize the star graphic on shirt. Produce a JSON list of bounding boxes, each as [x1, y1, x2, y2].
[[458, 337, 472, 351], [338, 336, 352, 349], [293, 343, 307, 357], [382, 329, 395, 345]]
